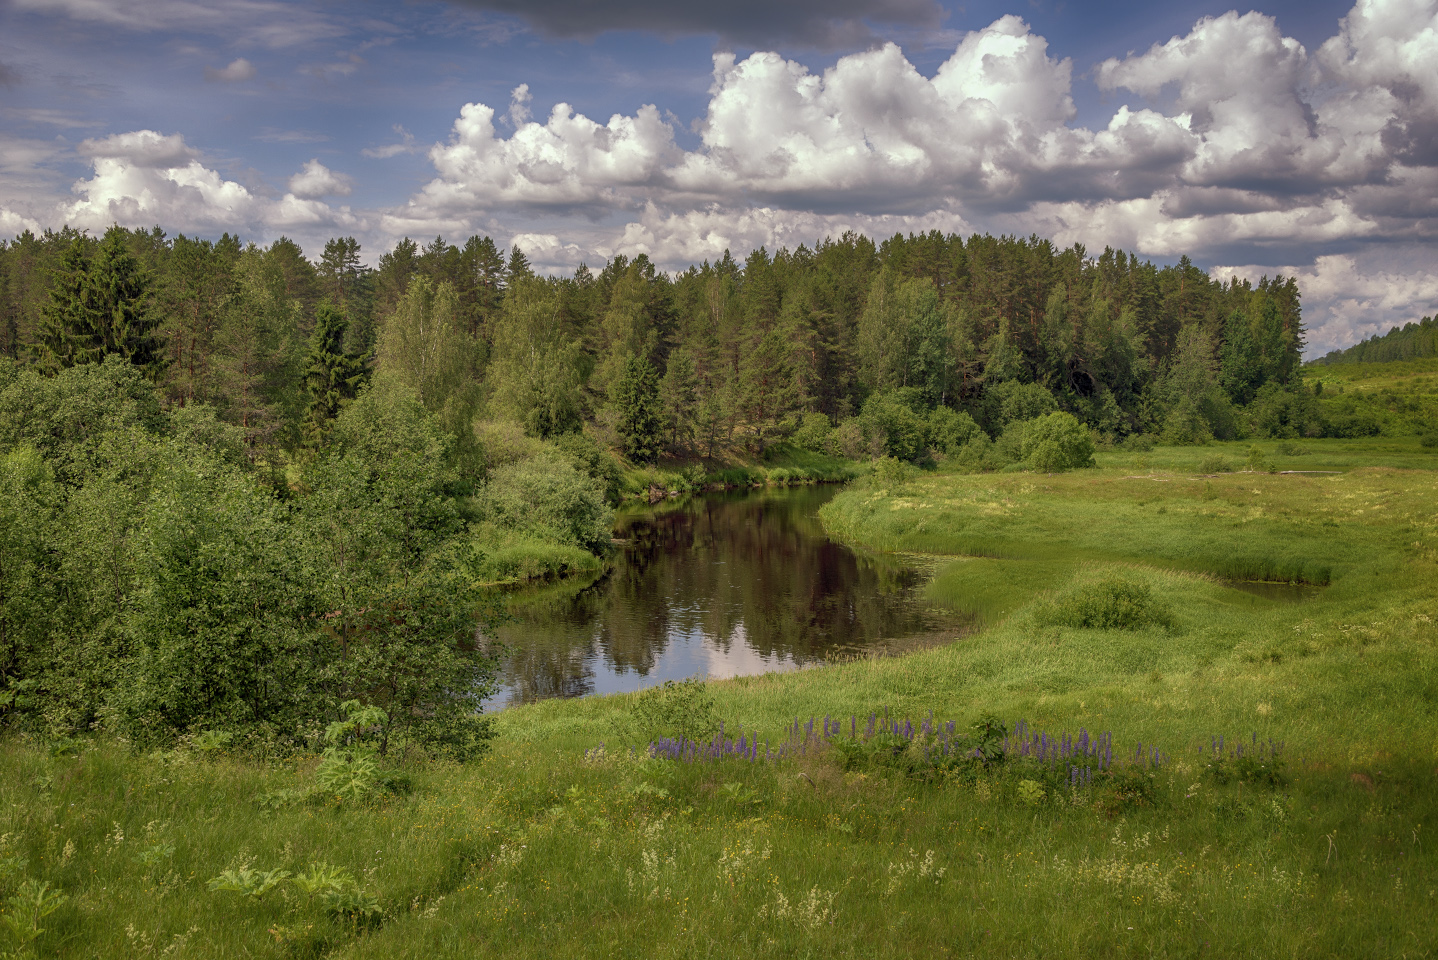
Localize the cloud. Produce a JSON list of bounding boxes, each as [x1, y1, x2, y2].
[[255, 128, 331, 144], [11, 0, 346, 48], [46, 131, 364, 246], [205, 58, 255, 82], [0, 62, 21, 88], [362, 125, 420, 159], [287, 159, 352, 199], [441, 0, 942, 48], [389, 2, 1436, 283], [394, 16, 1194, 231], [78, 130, 199, 168]]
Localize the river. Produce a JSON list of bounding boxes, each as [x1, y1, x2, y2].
[[487, 484, 965, 708]]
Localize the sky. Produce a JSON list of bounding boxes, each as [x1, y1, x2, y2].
[[0, 0, 1434, 356]]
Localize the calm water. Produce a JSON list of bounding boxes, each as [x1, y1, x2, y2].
[[487, 485, 964, 708]]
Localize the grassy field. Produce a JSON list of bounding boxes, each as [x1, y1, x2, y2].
[[2, 438, 1436, 958]]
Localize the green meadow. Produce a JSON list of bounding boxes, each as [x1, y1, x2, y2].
[[3, 437, 1437, 958]]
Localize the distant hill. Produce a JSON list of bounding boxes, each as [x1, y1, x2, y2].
[[1312, 313, 1437, 365]]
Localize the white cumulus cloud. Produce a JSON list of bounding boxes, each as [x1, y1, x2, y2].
[[287, 159, 352, 199], [47, 131, 364, 247]]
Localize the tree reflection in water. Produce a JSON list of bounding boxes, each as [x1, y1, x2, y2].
[[488, 485, 961, 708]]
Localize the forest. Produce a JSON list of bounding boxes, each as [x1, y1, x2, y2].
[[1, 225, 1436, 958], [0, 221, 1394, 750], [1314, 311, 1438, 365], [1, 224, 1327, 466]]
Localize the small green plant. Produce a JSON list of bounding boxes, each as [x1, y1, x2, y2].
[[718, 781, 761, 807], [209, 861, 383, 929], [191, 730, 234, 755], [313, 700, 394, 804], [1, 880, 66, 957], [629, 679, 721, 745], [1198, 454, 1232, 473], [1095, 768, 1156, 818], [1016, 779, 1046, 806], [1245, 445, 1271, 472], [206, 865, 292, 898]]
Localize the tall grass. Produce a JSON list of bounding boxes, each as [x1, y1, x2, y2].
[[2, 439, 1435, 957]]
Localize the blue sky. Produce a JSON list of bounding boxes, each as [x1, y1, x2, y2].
[[1, 0, 1434, 353]]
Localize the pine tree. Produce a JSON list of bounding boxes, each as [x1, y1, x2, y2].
[[33, 238, 89, 374]]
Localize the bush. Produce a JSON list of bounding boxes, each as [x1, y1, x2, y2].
[[868, 456, 919, 490], [983, 381, 1057, 434], [859, 390, 929, 462], [478, 450, 614, 554], [1033, 578, 1174, 631], [550, 431, 625, 505], [791, 412, 837, 454], [1018, 412, 1096, 472], [629, 679, 720, 745], [1198, 454, 1232, 473], [927, 406, 982, 454]]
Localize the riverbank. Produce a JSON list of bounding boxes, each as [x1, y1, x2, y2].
[[1, 439, 1434, 957]]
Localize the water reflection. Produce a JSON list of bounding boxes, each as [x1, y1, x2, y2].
[[489, 486, 962, 708]]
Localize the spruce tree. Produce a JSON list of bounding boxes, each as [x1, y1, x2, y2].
[[35, 229, 165, 379], [304, 303, 368, 445], [612, 352, 662, 463]]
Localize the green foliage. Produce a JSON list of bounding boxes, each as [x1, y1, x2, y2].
[[35, 229, 166, 380], [1018, 412, 1096, 472], [926, 406, 981, 454], [611, 352, 663, 463], [983, 380, 1057, 435], [868, 456, 919, 490], [1033, 578, 1174, 632], [486, 277, 584, 439], [2, 878, 67, 955], [790, 412, 836, 454], [477, 449, 613, 554], [303, 303, 368, 445], [859, 389, 929, 462], [628, 678, 721, 745]]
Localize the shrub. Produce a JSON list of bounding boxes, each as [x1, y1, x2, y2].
[[859, 390, 929, 462], [629, 678, 720, 745], [927, 406, 982, 454], [791, 412, 837, 454], [1198, 454, 1232, 473], [868, 456, 919, 490], [478, 450, 613, 554], [1018, 412, 1096, 472], [983, 381, 1058, 434], [1033, 578, 1174, 631]]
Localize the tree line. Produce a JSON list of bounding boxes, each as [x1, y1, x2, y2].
[[0, 224, 1321, 468], [1313, 313, 1438, 366]]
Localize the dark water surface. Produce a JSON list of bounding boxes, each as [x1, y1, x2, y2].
[[488, 485, 965, 708]]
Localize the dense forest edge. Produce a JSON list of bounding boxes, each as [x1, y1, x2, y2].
[[1311, 310, 1438, 366]]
